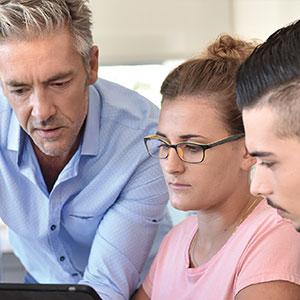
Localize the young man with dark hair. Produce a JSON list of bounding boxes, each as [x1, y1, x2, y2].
[[236, 20, 300, 232]]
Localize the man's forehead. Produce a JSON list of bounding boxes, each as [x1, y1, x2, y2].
[[242, 106, 276, 135], [242, 106, 277, 153], [242, 105, 300, 158]]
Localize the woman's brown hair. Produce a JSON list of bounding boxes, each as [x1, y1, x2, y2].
[[160, 34, 257, 134]]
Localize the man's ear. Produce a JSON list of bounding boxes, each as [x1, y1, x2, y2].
[[241, 145, 256, 171], [88, 45, 99, 85]]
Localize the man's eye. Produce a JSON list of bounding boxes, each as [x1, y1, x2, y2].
[[259, 161, 275, 168], [52, 80, 70, 87], [10, 88, 29, 95]]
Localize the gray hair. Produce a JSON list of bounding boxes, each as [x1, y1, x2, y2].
[[0, 0, 93, 62]]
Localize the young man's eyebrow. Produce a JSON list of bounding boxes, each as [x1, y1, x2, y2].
[[249, 151, 274, 157]]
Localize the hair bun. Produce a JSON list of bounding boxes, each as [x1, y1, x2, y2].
[[203, 34, 256, 61]]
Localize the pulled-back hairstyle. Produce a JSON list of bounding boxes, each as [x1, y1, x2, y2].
[[0, 0, 93, 63], [236, 19, 300, 138], [161, 35, 256, 134]]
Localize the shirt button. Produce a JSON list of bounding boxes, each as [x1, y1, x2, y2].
[[60, 256, 65, 262], [50, 225, 56, 231]]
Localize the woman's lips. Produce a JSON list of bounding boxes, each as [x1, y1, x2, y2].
[[168, 182, 191, 190]]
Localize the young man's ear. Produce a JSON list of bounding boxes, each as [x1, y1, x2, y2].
[[241, 145, 256, 171], [88, 45, 99, 85]]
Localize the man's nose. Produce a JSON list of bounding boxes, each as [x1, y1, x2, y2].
[[30, 90, 56, 121], [250, 165, 273, 197]]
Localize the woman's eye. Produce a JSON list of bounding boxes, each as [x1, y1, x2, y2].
[[184, 144, 203, 153], [158, 144, 169, 151]]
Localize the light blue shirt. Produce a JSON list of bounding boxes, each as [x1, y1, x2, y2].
[[0, 79, 169, 299]]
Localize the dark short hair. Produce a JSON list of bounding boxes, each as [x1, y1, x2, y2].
[[161, 34, 256, 135], [236, 19, 300, 138], [236, 19, 300, 109]]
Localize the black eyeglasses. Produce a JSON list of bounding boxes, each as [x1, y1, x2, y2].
[[144, 133, 244, 164]]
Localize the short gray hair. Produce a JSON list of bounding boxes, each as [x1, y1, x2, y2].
[[0, 0, 93, 62]]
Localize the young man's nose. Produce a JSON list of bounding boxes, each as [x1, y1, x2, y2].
[[250, 166, 273, 197]]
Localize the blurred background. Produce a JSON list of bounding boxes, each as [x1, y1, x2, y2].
[[91, 0, 300, 107], [1, 0, 300, 282], [91, 0, 300, 64]]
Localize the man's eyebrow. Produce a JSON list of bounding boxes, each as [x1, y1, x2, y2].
[[249, 151, 274, 157], [5, 80, 26, 87], [5, 72, 74, 87], [43, 71, 74, 84]]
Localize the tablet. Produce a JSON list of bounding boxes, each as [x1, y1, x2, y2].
[[0, 283, 101, 300]]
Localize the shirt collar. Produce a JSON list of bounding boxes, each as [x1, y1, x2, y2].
[[80, 85, 101, 156], [7, 111, 23, 149]]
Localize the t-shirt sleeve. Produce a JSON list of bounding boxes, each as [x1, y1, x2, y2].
[[142, 248, 159, 298], [234, 221, 300, 295], [142, 226, 176, 298], [142, 219, 191, 298]]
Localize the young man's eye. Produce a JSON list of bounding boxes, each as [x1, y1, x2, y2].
[[259, 161, 275, 168]]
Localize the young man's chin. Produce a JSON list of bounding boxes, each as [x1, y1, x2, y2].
[[290, 219, 300, 233], [294, 221, 300, 233], [278, 212, 300, 233]]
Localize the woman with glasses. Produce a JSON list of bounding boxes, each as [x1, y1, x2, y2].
[[133, 35, 300, 299]]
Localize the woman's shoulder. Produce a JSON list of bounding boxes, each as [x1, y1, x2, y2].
[[171, 215, 197, 234], [160, 215, 197, 248]]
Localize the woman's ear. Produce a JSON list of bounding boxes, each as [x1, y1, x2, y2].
[[240, 145, 256, 171]]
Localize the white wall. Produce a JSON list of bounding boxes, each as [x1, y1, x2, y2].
[[232, 0, 300, 41], [89, 0, 233, 65], [90, 0, 300, 65]]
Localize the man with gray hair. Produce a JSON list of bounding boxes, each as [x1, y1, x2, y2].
[[0, 1, 169, 299]]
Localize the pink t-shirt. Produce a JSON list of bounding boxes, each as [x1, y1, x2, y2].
[[143, 200, 300, 299]]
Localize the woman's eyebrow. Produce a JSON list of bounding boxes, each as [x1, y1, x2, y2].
[[156, 131, 207, 140]]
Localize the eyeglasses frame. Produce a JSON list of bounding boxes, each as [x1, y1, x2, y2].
[[144, 133, 245, 164]]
